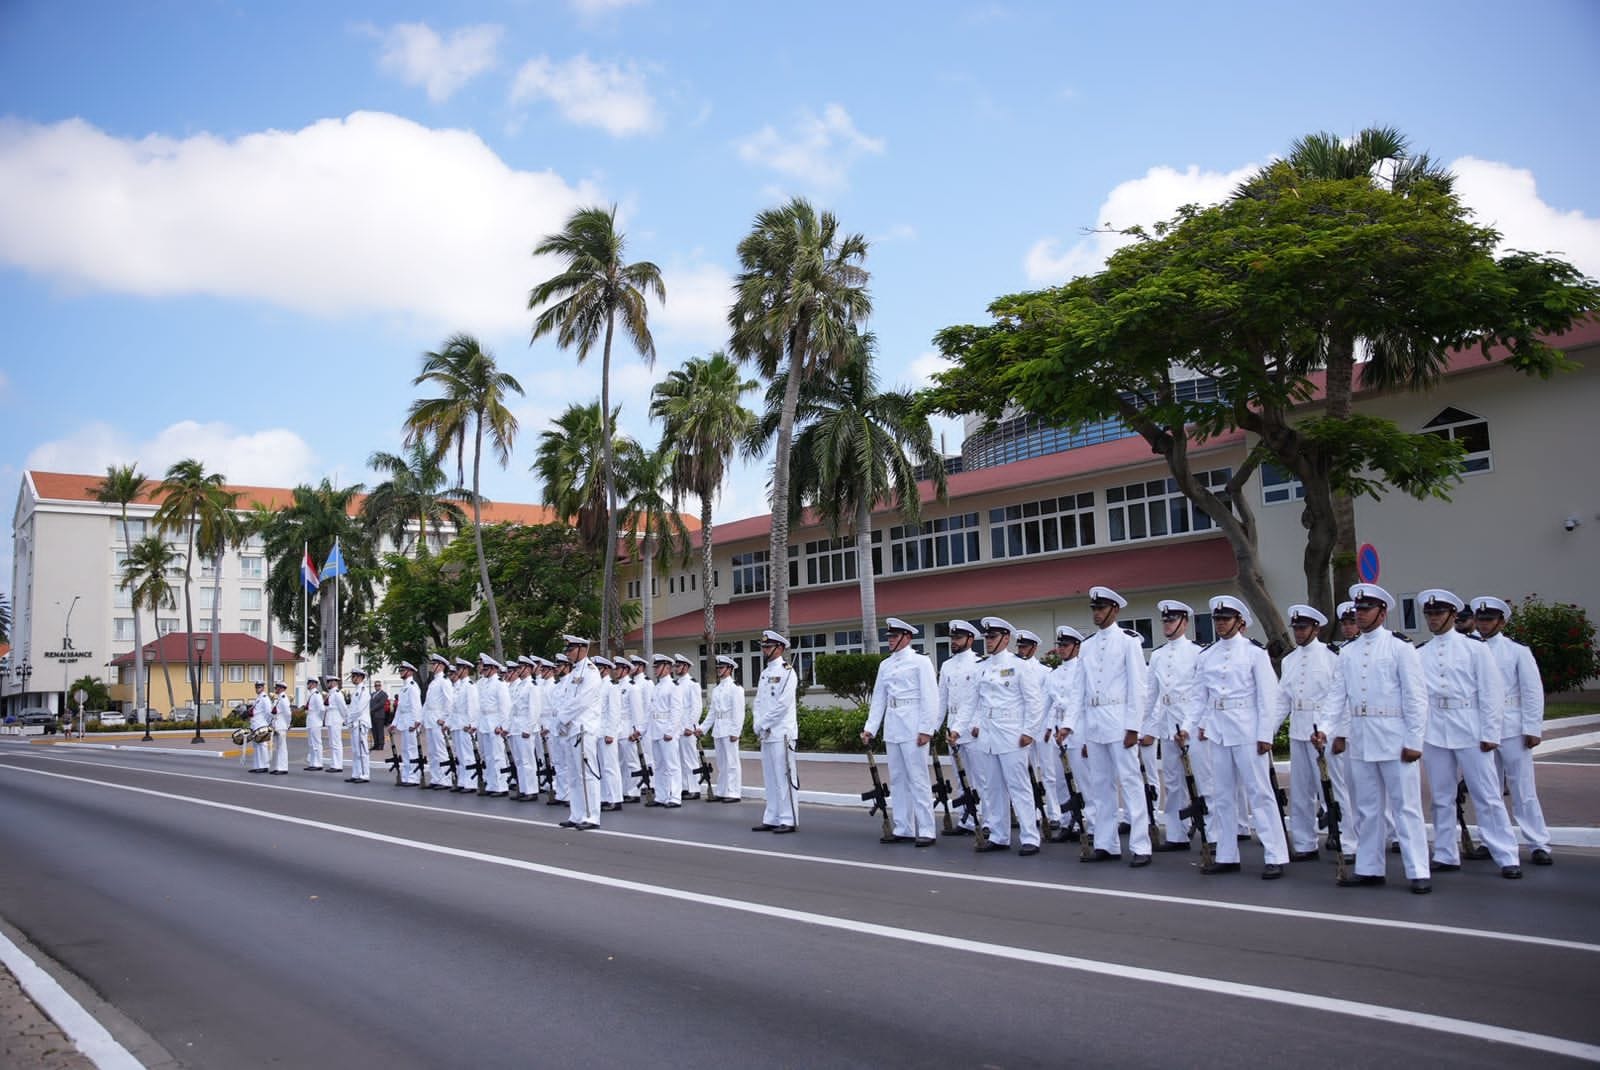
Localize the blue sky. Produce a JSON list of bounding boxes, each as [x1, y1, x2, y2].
[[2, 0, 1597, 590]]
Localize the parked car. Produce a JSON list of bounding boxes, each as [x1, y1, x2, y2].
[[18, 709, 59, 732], [97, 712, 127, 728]]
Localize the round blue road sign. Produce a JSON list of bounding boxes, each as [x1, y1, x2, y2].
[[1357, 543, 1380, 583]]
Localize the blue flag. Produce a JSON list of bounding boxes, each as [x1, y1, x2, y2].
[[320, 539, 348, 580]]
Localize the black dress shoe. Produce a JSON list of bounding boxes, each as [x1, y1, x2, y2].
[[1501, 865, 1523, 879], [681, 790, 696, 800], [1201, 861, 1241, 875], [1389, 842, 1402, 854], [880, 834, 911, 844], [1465, 844, 1491, 861], [1289, 850, 1319, 862], [269, 770, 287, 775], [249, 768, 266, 774], [975, 841, 1011, 853], [948, 826, 977, 836], [1431, 861, 1461, 873], [1129, 854, 1151, 868], [578, 821, 600, 830], [1532, 848, 1553, 865], [1080, 849, 1114, 863], [1237, 833, 1253, 842], [303, 766, 322, 771], [914, 837, 935, 847], [1154, 840, 1191, 853], [450, 786, 467, 793], [1261, 863, 1285, 880], [559, 820, 577, 828], [1018, 844, 1040, 856], [1410, 878, 1432, 894], [344, 777, 360, 782], [771, 825, 795, 834], [752, 823, 776, 831], [623, 796, 640, 803], [664, 801, 681, 809], [325, 768, 343, 773], [1117, 821, 1131, 835], [720, 796, 742, 803], [1338, 874, 1386, 887], [646, 800, 665, 808]]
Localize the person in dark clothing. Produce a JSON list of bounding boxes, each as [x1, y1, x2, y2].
[[370, 680, 391, 750]]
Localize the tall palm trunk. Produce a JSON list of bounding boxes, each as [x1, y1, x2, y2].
[[768, 319, 810, 636], [640, 533, 655, 660], [119, 514, 146, 718], [210, 551, 224, 711], [854, 495, 878, 652], [155, 618, 176, 712], [471, 417, 504, 661], [600, 312, 619, 656], [700, 494, 716, 681], [182, 514, 200, 710]]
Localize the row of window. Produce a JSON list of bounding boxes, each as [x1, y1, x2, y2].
[[113, 617, 266, 640], [112, 550, 267, 580], [115, 663, 285, 685]]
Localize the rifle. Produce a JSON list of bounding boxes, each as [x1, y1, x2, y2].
[[409, 726, 429, 788], [631, 738, 655, 804], [929, 743, 954, 834], [500, 732, 520, 796], [1456, 778, 1482, 860], [1136, 745, 1166, 849], [1311, 724, 1347, 882], [693, 743, 715, 802], [948, 742, 983, 843], [466, 731, 487, 796], [1052, 744, 1088, 849], [1267, 760, 1291, 841], [386, 728, 403, 786], [1027, 761, 1051, 843], [862, 745, 894, 841], [439, 724, 460, 789], [535, 741, 555, 800], [1177, 741, 1213, 867]]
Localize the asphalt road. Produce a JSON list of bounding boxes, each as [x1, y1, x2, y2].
[[1, 738, 1598, 1069]]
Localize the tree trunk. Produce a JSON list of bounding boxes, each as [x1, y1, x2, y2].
[[768, 318, 810, 636], [855, 495, 878, 652], [155, 617, 176, 712], [700, 493, 716, 680], [641, 533, 656, 660], [471, 416, 504, 662], [266, 590, 275, 698], [120, 513, 146, 718], [210, 551, 223, 710], [1322, 332, 1360, 608], [183, 514, 199, 710], [320, 579, 338, 679], [600, 312, 619, 657]]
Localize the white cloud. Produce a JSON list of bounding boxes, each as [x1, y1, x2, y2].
[[1024, 162, 1260, 285], [1451, 156, 1600, 278], [0, 112, 598, 332], [736, 104, 885, 190], [509, 54, 659, 137], [25, 421, 320, 487], [377, 22, 502, 102], [654, 262, 732, 347], [570, 0, 646, 15]]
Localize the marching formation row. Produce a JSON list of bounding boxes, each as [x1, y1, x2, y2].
[[238, 580, 1557, 895]]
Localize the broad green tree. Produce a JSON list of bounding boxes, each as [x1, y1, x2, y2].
[[437, 523, 605, 659], [618, 441, 690, 658], [529, 205, 665, 655], [122, 534, 180, 712], [404, 333, 523, 662], [94, 463, 150, 716], [649, 351, 757, 668], [259, 480, 374, 676], [762, 332, 946, 647], [152, 459, 231, 714], [533, 401, 621, 553], [729, 197, 871, 635], [67, 675, 111, 714], [362, 442, 470, 556], [926, 165, 1596, 651]]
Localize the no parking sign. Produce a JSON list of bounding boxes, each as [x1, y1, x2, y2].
[[1357, 543, 1380, 584]]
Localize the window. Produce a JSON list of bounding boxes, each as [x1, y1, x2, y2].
[[1107, 468, 1231, 543], [689, 572, 696, 591], [989, 496, 1095, 560], [799, 536, 860, 587], [1127, 617, 1154, 649], [651, 578, 659, 597], [114, 550, 131, 571], [626, 580, 640, 600], [113, 587, 133, 609], [228, 665, 244, 683], [1192, 613, 1215, 646], [792, 633, 828, 685], [250, 665, 266, 683], [668, 576, 675, 595], [274, 665, 285, 684], [200, 588, 218, 611], [1422, 407, 1491, 474], [240, 555, 265, 579], [887, 513, 979, 574], [114, 618, 135, 641], [731, 550, 770, 596], [200, 556, 217, 577], [239, 588, 262, 611], [1400, 595, 1419, 634], [158, 618, 180, 635], [1260, 463, 1306, 505], [116, 519, 147, 543], [167, 555, 186, 576], [239, 618, 263, 638], [713, 570, 719, 589]]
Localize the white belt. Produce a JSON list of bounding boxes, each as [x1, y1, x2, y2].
[[1089, 696, 1123, 707], [1353, 704, 1401, 718], [1212, 698, 1250, 710], [1431, 697, 1468, 710]]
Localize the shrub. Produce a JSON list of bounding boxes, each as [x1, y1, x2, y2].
[[797, 704, 869, 752], [1505, 596, 1599, 693], [813, 653, 883, 707]]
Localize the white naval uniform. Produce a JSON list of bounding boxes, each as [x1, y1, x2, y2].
[[477, 673, 510, 794], [348, 683, 372, 781], [1069, 625, 1151, 857], [1145, 635, 1201, 844], [621, 674, 645, 795], [599, 679, 626, 805], [249, 693, 271, 770], [1275, 639, 1355, 856], [559, 658, 605, 824], [304, 689, 325, 769], [1194, 635, 1288, 867], [865, 644, 941, 840], [394, 677, 422, 784], [453, 677, 480, 791], [676, 676, 704, 797], [509, 676, 540, 796], [939, 648, 984, 831], [704, 676, 746, 799], [971, 648, 1045, 849], [1421, 629, 1519, 867], [270, 695, 291, 773], [423, 672, 451, 784], [1015, 654, 1058, 827], [649, 674, 682, 804], [753, 657, 798, 828], [1485, 633, 1551, 852], [1332, 628, 1430, 880], [324, 688, 346, 772], [1042, 657, 1087, 830]]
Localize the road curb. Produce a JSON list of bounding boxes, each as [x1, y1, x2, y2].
[[0, 925, 142, 1069]]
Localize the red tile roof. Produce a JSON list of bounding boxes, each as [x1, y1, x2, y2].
[[109, 632, 300, 667], [630, 536, 1238, 641]]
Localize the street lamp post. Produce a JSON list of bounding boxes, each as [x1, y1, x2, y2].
[[58, 595, 81, 718], [140, 643, 155, 742], [191, 635, 207, 743]]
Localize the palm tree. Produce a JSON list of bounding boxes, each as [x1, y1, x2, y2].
[[758, 332, 946, 646], [258, 481, 374, 678], [122, 535, 180, 714], [529, 205, 665, 655], [362, 442, 470, 556], [650, 351, 757, 668], [404, 333, 523, 663], [1236, 127, 1455, 612], [201, 497, 251, 709], [729, 196, 871, 634], [534, 401, 625, 554], [94, 463, 150, 719], [0, 591, 9, 644], [618, 441, 690, 659], [152, 459, 230, 721]]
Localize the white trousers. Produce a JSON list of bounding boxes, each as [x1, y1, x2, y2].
[[324, 719, 343, 771], [679, 734, 701, 795], [271, 726, 289, 773], [350, 723, 371, 780], [1496, 734, 1551, 851], [600, 736, 623, 804], [1030, 736, 1063, 825], [1207, 740, 1289, 865], [1423, 744, 1520, 867], [479, 731, 506, 793], [653, 736, 681, 801], [886, 740, 935, 839], [621, 734, 641, 796], [399, 725, 421, 785], [714, 735, 742, 799], [759, 736, 796, 827], [1352, 757, 1428, 879], [452, 728, 479, 790], [1288, 739, 1355, 855], [966, 746, 997, 832], [1158, 740, 1191, 842], [951, 742, 982, 831], [568, 732, 601, 824], [251, 737, 270, 770], [305, 715, 324, 767], [1083, 740, 1150, 856], [511, 733, 538, 795], [980, 748, 1038, 848], [426, 721, 448, 783], [550, 731, 570, 801]]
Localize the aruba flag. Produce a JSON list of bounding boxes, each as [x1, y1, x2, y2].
[[320, 539, 349, 581]]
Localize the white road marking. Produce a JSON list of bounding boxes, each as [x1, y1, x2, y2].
[[3, 761, 1597, 1062], [0, 925, 145, 1069], [6, 751, 1600, 957]]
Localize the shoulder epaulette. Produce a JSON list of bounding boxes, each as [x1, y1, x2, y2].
[[1121, 627, 1142, 641], [1327, 644, 1340, 655], [975, 654, 989, 662], [1467, 633, 1486, 642], [1392, 632, 1414, 645], [1196, 641, 1215, 653]]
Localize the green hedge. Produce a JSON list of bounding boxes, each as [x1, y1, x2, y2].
[[733, 702, 870, 753]]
